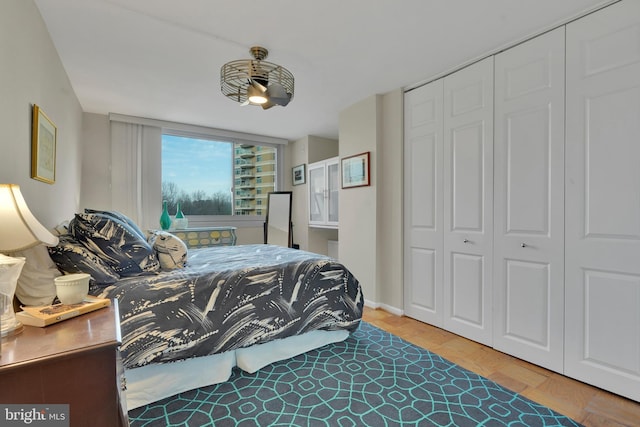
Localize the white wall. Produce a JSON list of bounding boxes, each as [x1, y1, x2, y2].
[[0, 0, 83, 228], [337, 90, 404, 312], [308, 137, 339, 164], [377, 89, 403, 310], [287, 136, 310, 250], [339, 96, 380, 304], [81, 113, 111, 210]]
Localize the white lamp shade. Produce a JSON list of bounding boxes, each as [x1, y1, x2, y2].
[[0, 184, 59, 252]]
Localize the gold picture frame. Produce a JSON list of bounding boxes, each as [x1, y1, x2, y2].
[[31, 104, 57, 184]]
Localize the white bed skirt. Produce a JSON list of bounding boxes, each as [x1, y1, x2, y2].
[[125, 329, 350, 410]]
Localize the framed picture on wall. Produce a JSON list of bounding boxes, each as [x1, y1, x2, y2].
[[31, 104, 57, 184], [292, 164, 306, 185], [341, 152, 370, 189]]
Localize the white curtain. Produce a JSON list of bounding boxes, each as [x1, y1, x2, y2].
[[110, 121, 162, 230]]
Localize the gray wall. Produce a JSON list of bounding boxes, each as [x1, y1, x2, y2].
[[339, 96, 382, 307], [338, 91, 404, 313], [378, 89, 403, 311], [80, 113, 111, 210], [287, 135, 339, 254], [0, 0, 83, 228]]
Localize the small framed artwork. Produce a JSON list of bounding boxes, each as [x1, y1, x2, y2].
[[341, 151, 370, 189], [292, 164, 306, 185], [31, 104, 57, 184]]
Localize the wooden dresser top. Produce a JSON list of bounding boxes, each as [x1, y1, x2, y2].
[[0, 300, 120, 371]]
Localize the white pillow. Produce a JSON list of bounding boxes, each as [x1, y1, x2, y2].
[[147, 231, 188, 270], [13, 244, 61, 306]]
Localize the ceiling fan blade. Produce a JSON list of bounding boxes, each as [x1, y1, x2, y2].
[[271, 93, 292, 107], [248, 78, 267, 93], [265, 83, 292, 106]]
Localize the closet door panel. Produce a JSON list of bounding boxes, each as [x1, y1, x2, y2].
[[504, 107, 550, 234], [581, 270, 640, 372], [443, 57, 494, 346], [493, 27, 565, 372], [565, 0, 640, 401], [585, 88, 640, 238], [450, 253, 484, 324], [410, 248, 436, 311], [451, 124, 484, 231], [503, 260, 550, 346], [403, 80, 444, 325]]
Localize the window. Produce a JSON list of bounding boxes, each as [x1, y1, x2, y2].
[[161, 133, 280, 220]]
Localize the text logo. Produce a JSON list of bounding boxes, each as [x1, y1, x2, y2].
[[1, 405, 69, 426]]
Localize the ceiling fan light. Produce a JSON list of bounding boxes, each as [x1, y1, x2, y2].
[[247, 80, 268, 104], [249, 94, 268, 104]]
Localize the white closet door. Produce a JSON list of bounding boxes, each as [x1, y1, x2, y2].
[[443, 57, 494, 345], [493, 27, 565, 372], [565, 0, 640, 402], [403, 79, 444, 325]]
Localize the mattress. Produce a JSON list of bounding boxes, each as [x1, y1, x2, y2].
[[125, 329, 350, 409]]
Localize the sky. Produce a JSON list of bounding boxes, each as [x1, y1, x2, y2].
[[161, 135, 233, 196]]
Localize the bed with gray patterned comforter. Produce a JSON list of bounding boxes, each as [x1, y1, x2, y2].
[[97, 244, 363, 369]]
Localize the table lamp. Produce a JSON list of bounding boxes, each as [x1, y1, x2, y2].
[[0, 184, 59, 336]]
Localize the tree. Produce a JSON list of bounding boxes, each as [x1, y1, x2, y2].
[[162, 181, 232, 215]]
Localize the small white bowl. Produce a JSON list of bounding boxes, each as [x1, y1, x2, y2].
[[54, 273, 90, 304]]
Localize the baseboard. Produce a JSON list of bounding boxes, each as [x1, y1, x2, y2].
[[363, 299, 380, 309], [380, 303, 404, 316], [363, 299, 404, 317]]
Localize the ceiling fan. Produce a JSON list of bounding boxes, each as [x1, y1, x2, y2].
[[221, 46, 294, 110]]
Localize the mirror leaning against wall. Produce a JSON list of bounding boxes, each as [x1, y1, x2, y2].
[[264, 191, 293, 248]]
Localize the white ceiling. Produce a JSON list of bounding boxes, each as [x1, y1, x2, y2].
[[34, 0, 610, 141]]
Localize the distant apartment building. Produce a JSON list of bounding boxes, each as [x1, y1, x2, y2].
[[233, 144, 276, 215]]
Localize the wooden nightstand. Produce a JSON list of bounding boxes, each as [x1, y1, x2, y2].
[[0, 301, 128, 427]]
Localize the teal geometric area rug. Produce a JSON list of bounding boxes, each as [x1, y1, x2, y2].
[[129, 322, 582, 427]]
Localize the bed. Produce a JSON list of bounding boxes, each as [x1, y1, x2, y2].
[[98, 244, 362, 408], [45, 211, 363, 409]]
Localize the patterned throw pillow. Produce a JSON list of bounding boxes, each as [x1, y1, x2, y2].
[[147, 230, 188, 269], [48, 234, 121, 289], [83, 209, 147, 240], [69, 213, 160, 277]]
